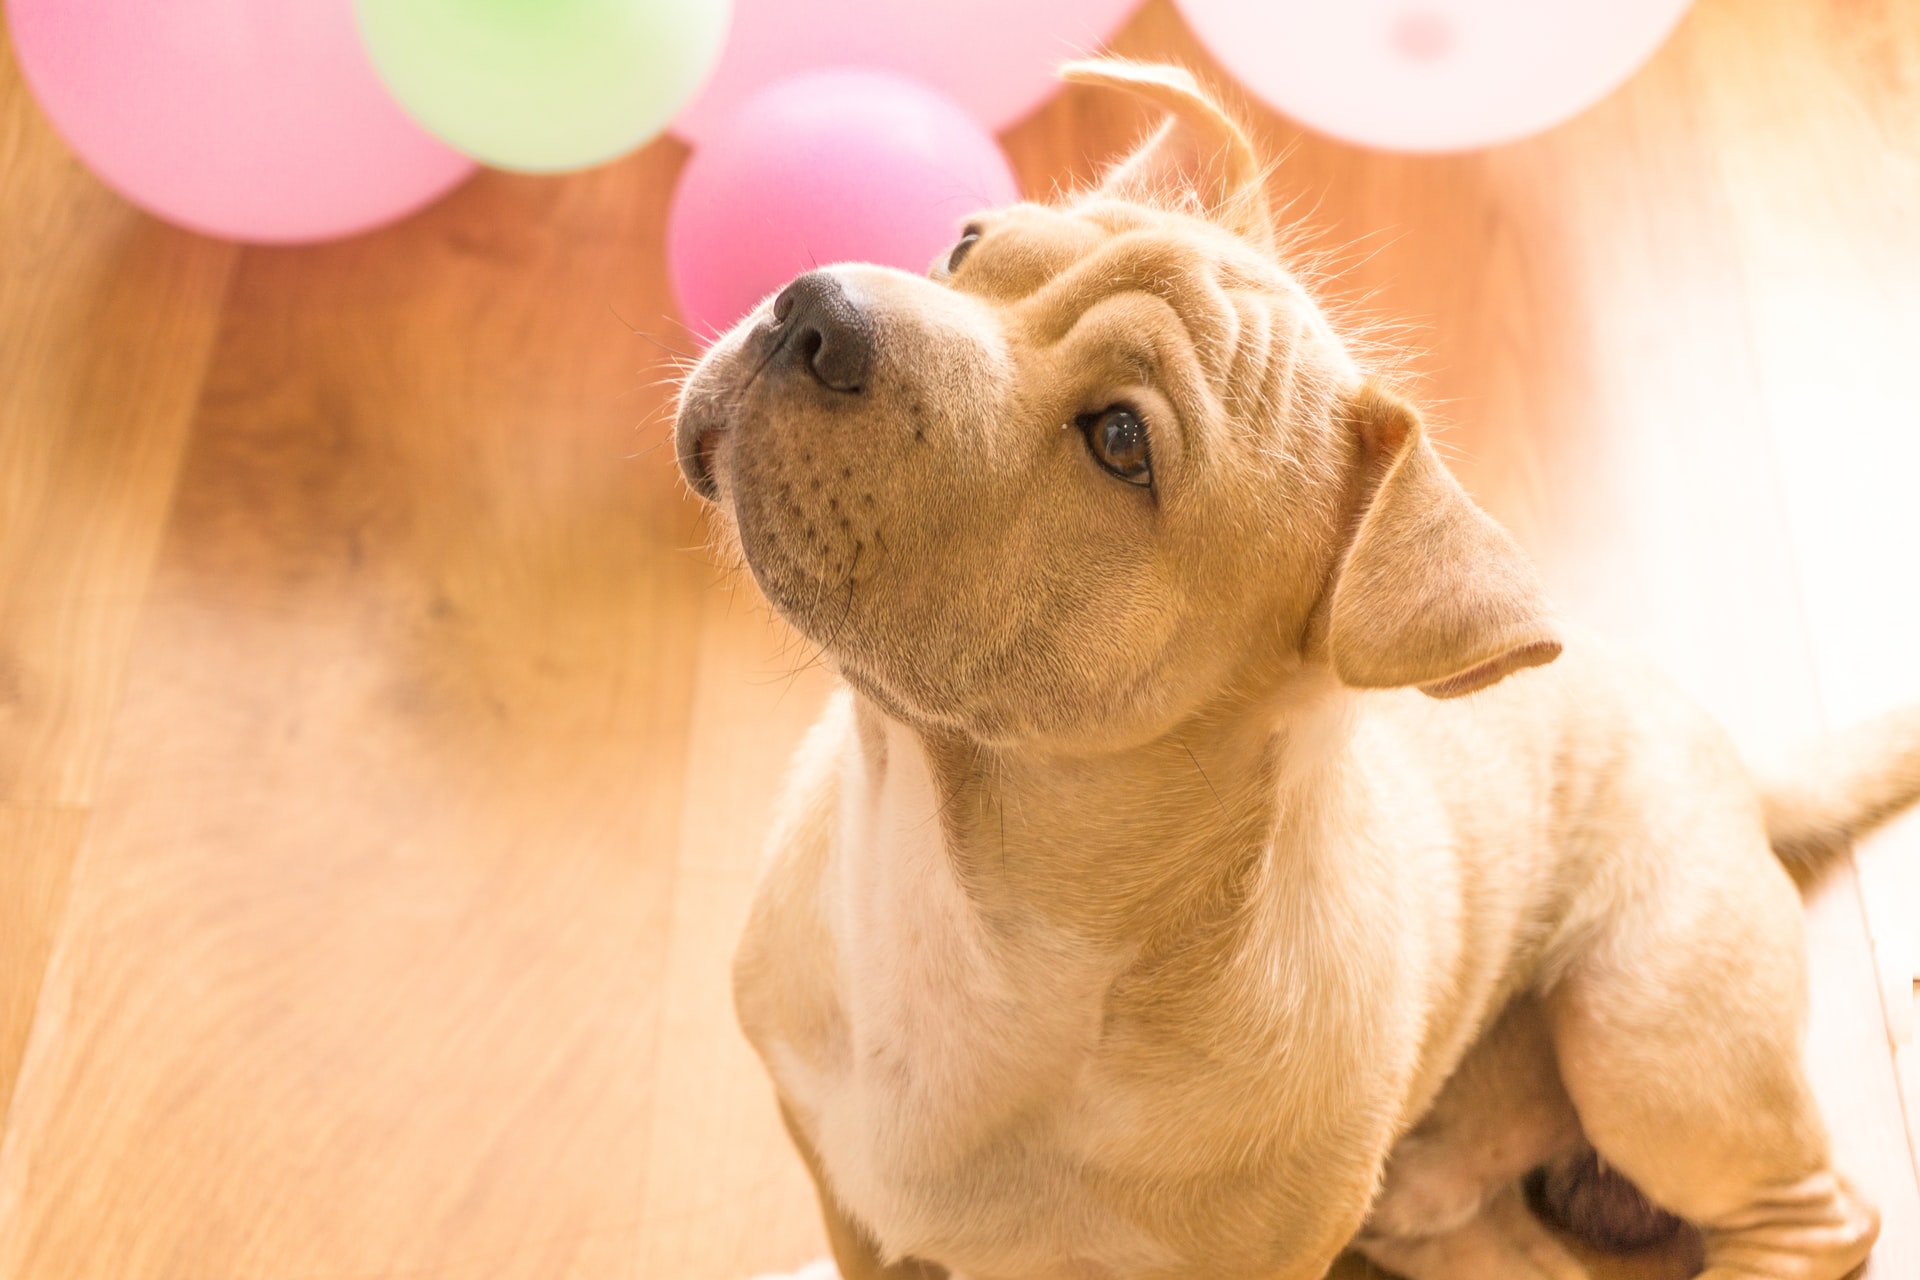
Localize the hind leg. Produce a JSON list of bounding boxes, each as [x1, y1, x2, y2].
[[1547, 837, 1878, 1280]]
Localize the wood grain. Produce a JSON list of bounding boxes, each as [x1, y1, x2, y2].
[[0, 19, 235, 1123], [0, 806, 84, 1122], [0, 24, 235, 809], [0, 0, 1915, 1276]]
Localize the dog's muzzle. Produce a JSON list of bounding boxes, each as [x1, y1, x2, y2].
[[677, 270, 874, 501]]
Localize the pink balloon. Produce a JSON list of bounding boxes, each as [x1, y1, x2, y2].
[[667, 69, 1021, 340], [8, 0, 475, 243], [671, 0, 1142, 144]]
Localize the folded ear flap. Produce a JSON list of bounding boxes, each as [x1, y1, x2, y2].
[[1327, 387, 1562, 698], [1059, 59, 1272, 249]]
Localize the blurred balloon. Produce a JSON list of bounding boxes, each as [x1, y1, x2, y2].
[[667, 69, 1021, 340], [671, 0, 1140, 144], [6, 0, 474, 243], [1174, 0, 1692, 152], [356, 0, 731, 172]]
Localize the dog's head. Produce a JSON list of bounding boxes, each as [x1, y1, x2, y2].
[[675, 60, 1560, 747]]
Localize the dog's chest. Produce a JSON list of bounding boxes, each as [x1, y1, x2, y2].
[[768, 729, 1194, 1278]]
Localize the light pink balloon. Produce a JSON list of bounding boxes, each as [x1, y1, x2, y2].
[[8, 0, 475, 243], [671, 0, 1142, 144], [1174, 0, 1692, 152], [667, 69, 1021, 341]]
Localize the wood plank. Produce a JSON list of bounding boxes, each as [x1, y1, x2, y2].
[[1685, 0, 1920, 732], [0, 806, 85, 1118], [634, 596, 836, 1280], [0, 27, 235, 807], [0, 19, 233, 1135], [1861, 810, 1920, 1182], [0, 140, 711, 1279]]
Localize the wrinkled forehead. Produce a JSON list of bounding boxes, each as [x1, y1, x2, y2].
[[947, 199, 1351, 448], [951, 199, 1281, 299]]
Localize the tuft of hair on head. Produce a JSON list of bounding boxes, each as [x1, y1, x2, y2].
[[1059, 58, 1274, 250]]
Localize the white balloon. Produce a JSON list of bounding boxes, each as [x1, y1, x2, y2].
[[1174, 0, 1693, 152]]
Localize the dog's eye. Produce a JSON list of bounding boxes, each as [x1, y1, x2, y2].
[[1080, 406, 1152, 487], [945, 226, 982, 274]]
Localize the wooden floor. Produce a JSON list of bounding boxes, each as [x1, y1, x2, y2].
[[2, 1, 1916, 1276]]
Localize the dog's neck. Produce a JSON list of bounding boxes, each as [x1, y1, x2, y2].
[[846, 678, 1360, 950], [825, 680, 1369, 1173]]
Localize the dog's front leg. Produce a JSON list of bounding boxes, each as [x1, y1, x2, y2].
[[776, 1102, 949, 1280]]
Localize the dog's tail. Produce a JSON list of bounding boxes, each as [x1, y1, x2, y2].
[[1760, 705, 1920, 884]]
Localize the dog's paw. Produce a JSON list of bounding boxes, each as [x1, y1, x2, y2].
[[749, 1262, 838, 1280]]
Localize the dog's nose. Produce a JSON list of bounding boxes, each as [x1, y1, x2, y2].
[[770, 271, 873, 393]]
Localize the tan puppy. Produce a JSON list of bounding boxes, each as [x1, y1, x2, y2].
[[674, 60, 1920, 1280]]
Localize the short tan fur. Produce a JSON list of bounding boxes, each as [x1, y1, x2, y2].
[[676, 58, 1920, 1280]]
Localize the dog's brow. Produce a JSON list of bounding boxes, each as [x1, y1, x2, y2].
[[1017, 228, 1332, 453], [1021, 234, 1223, 338], [1026, 232, 1297, 393]]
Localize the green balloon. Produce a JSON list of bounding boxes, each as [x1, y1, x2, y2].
[[356, 0, 731, 173]]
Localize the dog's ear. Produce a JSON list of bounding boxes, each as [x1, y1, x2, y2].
[[1325, 386, 1562, 698], [1060, 59, 1271, 248]]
